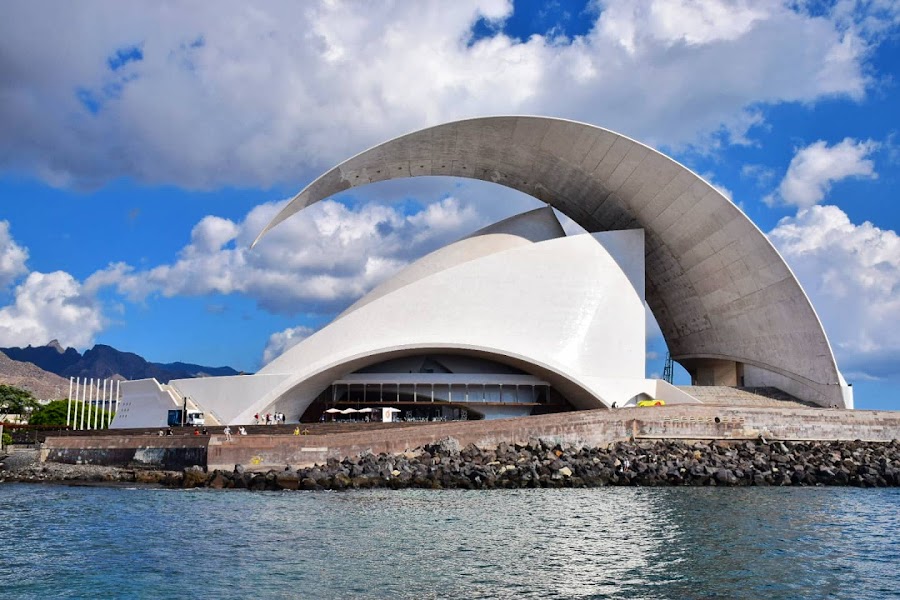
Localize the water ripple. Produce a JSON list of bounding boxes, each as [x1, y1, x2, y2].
[[0, 485, 898, 599]]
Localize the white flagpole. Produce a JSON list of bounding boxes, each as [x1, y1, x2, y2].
[[67, 377, 73, 428], [73, 378, 80, 430], [93, 379, 100, 430], [78, 377, 86, 430], [89, 378, 95, 430], [100, 379, 109, 429]]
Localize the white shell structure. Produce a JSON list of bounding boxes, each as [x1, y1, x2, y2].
[[123, 208, 691, 428], [256, 116, 852, 410], [112, 116, 853, 428]]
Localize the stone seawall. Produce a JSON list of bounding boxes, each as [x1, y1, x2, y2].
[[42, 435, 207, 471], [208, 405, 900, 471], [38, 405, 900, 472]]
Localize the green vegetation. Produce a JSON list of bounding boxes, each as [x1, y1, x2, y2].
[[29, 399, 113, 428], [0, 384, 40, 418], [1, 431, 11, 447]]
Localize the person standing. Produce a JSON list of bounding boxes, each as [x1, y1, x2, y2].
[[223, 425, 232, 441]]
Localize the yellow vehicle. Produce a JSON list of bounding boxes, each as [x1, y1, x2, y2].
[[637, 399, 665, 407]]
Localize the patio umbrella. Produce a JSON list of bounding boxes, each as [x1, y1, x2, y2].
[[325, 408, 342, 414], [358, 408, 373, 413], [340, 408, 359, 414], [382, 407, 401, 413]]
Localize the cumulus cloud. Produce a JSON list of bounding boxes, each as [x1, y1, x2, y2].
[[0, 224, 108, 349], [0, 271, 106, 349], [100, 180, 533, 315], [599, 0, 771, 52], [0, 221, 29, 289], [262, 325, 315, 365], [765, 138, 879, 207], [769, 204, 900, 379], [0, 1, 880, 189]]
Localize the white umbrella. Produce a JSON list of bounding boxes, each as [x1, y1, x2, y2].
[[382, 407, 401, 413], [325, 408, 342, 414], [358, 408, 374, 413], [340, 408, 359, 414]]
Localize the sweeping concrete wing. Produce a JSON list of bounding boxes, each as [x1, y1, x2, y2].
[[254, 116, 851, 408]]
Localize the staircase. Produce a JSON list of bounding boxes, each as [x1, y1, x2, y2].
[[677, 386, 817, 408]]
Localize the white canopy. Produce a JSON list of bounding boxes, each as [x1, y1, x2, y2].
[[381, 407, 401, 413], [325, 408, 342, 414], [340, 408, 359, 414], [358, 407, 374, 413]]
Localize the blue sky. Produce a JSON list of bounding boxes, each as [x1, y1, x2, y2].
[[0, 1, 898, 409]]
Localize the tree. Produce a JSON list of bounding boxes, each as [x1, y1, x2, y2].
[[27, 399, 68, 426], [29, 399, 113, 428], [0, 384, 40, 419]]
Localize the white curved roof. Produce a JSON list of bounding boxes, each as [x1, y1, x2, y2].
[[337, 205, 565, 319], [242, 227, 648, 422], [255, 116, 849, 408]]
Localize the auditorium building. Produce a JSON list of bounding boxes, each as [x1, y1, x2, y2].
[[111, 116, 853, 428]]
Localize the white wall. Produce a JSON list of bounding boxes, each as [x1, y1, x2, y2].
[[110, 379, 180, 429], [168, 374, 291, 424]]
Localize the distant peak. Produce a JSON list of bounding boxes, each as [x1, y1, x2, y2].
[[46, 339, 65, 353]]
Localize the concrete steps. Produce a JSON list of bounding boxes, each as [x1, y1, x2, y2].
[[677, 386, 816, 408]]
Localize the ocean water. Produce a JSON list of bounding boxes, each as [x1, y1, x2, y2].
[[1, 484, 898, 600]]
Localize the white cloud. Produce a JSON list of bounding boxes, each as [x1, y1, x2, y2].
[[769, 204, 900, 379], [599, 0, 771, 52], [262, 325, 316, 365], [0, 1, 880, 189], [189, 216, 240, 254], [0, 221, 28, 289], [0, 223, 108, 350], [0, 271, 105, 349], [765, 138, 879, 207], [100, 180, 534, 315]]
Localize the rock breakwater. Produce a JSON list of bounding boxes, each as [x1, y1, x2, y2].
[[0, 449, 181, 486], [4, 438, 900, 489]]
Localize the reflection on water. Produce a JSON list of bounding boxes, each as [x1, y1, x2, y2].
[[1, 485, 898, 599]]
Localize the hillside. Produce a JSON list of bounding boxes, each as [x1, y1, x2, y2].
[[0, 351, 70, 400]]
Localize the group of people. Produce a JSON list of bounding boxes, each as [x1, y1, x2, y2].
[[253, 412, 287, 425], [158, 426, 210, 436], [222, 425, 247, 441]]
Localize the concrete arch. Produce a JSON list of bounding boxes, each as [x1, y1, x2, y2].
[[236, 344, 614, 426], [255, 116, 849, 408]]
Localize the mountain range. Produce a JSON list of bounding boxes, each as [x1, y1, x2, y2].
[[0, 340, 240, 399]]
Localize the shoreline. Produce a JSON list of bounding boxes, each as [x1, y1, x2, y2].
[[3, 438, 900, 490]]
